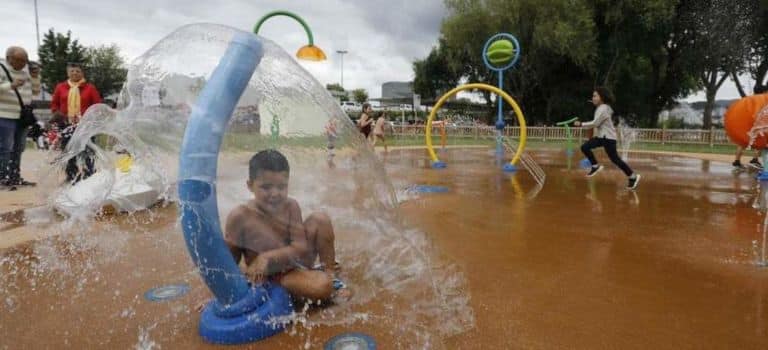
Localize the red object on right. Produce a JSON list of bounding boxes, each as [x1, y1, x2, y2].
[[724, 93, 768, 148]]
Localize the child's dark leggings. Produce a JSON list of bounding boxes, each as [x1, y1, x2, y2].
[[581, 137, 633, 176]]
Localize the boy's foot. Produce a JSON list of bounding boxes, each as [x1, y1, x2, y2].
[[733, 160, 744, 168], [627, 174, 641, 190], [749, 158, 764, 170], [586, 165, 604, 177], [331, 278, 353, 303]]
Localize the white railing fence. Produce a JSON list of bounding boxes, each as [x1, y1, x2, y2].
[[390, 125, 730, 146]]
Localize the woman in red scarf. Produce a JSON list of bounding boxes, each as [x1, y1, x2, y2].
[[51, 63, 101, 124], [50, 63, 102, 183]]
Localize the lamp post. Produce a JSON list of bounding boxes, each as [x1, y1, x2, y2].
[[336, 50, 348, 89], [34, 0, 40, 49]]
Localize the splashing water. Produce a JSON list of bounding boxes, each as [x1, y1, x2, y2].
[[135, 323, 160, 350], [756, 182, 768, 267], [617, 118, 637, 161], [747, 104, 768, 149], [0, 24, 473, 349]]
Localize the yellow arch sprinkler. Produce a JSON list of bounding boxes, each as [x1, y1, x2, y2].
[[426, 83, 527, 168], [254, 10, 327, 61]]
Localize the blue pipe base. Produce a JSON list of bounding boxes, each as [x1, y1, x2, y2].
[[502, 164, 518, 172], [579, 158, 592, 169], [431, 160, 447, 169], [199, 284, 293, 344]]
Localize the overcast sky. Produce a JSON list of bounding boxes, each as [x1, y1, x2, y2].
[[2, 0, 750, 102]]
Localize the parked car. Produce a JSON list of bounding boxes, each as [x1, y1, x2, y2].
[[341, 101, 361, 112]]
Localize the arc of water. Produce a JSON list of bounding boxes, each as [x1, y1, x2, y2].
[[254, 10, 316, 45]]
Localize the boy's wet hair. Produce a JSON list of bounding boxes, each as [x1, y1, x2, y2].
[[249, 149, 289, 179]]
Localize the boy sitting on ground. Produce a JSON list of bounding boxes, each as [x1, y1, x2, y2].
[[224, 149, 351, 302]]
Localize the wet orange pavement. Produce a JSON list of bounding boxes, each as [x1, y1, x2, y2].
[[2, 148, 767, 349]]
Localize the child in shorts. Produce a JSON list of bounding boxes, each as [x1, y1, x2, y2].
[[224, 149, 351, 302]]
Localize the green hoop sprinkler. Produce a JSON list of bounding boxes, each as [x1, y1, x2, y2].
[[557, 117, 579, 169]]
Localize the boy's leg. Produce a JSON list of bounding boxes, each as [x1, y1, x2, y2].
[[279, 269, 334, 301], [302, 212, 352, 302], [381, 135, 388, 152], [304, 212, 336, 273]]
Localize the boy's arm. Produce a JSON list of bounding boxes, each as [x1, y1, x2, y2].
[[223, 207, 245, 265], [258, 201, 308, 267]]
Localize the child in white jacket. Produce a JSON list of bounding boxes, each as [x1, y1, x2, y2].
[[575, 87, 640, 190]]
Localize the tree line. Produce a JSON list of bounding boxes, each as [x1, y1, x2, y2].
[[413, 0, 768, 128]]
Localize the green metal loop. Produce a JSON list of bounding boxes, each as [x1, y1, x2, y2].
[[254, 10, 314, 45], [556, 117, 579, 126]]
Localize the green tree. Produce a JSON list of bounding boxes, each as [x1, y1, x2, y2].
[[681, 0, 757, 128], [417, 0, 706, 127], [326, 83, 349, 101], [37, 29, 86, 93], [589, 0, 699, 126], [326, 83, 345, 92], [85, 44, 127, 97], [413, 39, 459, 100], [745, 0, 768, 94], [352, 88, 368, 104]]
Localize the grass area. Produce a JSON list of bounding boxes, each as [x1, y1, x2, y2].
[[385, 135, 740, 155]]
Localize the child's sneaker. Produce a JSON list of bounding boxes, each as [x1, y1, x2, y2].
[[627, 174, 641, 190], [586, 165, 604, 177], [749, 158, 763, 170], [733, 160, 744, 168]]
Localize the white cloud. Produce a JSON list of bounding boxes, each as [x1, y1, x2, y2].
[[3, 0, 445, 98]]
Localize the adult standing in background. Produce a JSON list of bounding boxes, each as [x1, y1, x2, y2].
[[0, 46, 39, 190], [50, 62, 102, 183]]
